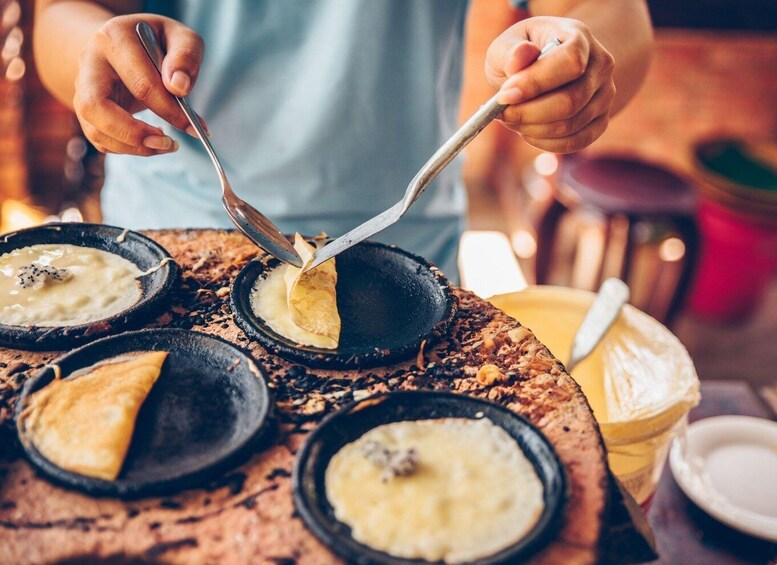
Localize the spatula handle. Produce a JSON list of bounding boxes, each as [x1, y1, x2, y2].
[[402, 38, 561, 211]]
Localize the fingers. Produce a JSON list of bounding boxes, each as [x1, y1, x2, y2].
[[74, 55, 178, 156], [486, 36, 540, 85], [487, 16, 617, 153], [96, 17, 197, 134], [502, 72, 595, 125], [78, 115, 177, 156], [502, 78, 615, 137], [503, 41, 542, 76], [159, 19, 205, 96], [521, 113, 610, 154], [75, 56, 168, 150], [514, 83, 614, 139], [73, 15, 206, 156], [497, 34, 590, 106], [78, 111, 179, 156]]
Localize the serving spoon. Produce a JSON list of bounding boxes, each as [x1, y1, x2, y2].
[[135, 22, 302, 267], [566, 278, 630, 373]]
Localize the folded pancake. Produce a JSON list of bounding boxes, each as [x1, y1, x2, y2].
[[19, 351, 167, 481], [251, 234, 340, 349], [283, 234, 340, 348]]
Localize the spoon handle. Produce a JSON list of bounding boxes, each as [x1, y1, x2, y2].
[[567, 278, 630, 373], [135, 22, 224, 180]]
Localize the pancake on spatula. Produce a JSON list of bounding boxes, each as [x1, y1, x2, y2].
[[282, 234, 341, 349], [19, 351, 167, 481]]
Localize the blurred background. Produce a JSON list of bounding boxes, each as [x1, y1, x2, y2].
[[1, 0, 776, 406]]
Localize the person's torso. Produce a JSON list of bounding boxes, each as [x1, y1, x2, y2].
[[102, 0, 470, 273]]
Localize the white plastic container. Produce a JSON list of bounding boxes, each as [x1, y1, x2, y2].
[[489, 286, 701, 505]]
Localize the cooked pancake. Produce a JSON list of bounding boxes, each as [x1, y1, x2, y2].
[[251, 235, 340, 349], [0, 244, 143, 327], [325, 418, 545, 563], [19, 351, 167, 481]]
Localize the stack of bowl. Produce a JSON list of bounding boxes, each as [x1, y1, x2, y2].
[[689, 137, 777, 322]]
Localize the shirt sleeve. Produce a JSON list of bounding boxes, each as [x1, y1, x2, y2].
[[510, 0, 529, 10]]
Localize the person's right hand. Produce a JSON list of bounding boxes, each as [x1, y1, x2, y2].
[[74, 14, 205, 156]]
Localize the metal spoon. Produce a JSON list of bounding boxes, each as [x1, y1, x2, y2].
[[135, 22, 302, 267], [566, 278, 630, 373]]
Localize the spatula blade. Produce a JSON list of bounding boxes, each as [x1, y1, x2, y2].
[[306, 202, 404, 271]]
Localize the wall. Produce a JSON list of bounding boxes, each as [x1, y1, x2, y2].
[[588, 29, 777, 176]]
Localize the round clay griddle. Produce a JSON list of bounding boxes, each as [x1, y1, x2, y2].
[[15, 328, 273, 498], [293, 391, 567, 565], [230, 241, 456, 369], [0, 223, 179, 351]]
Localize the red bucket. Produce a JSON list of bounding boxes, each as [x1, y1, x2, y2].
[[690, 200, 777, 322]]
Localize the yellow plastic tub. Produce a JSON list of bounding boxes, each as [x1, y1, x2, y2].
[[489, 286, 700, 504]]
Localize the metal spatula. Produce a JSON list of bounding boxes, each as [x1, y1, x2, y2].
[[306, 38, 561, 271], [136, 22, 302, 267]]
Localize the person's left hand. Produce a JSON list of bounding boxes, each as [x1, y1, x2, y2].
[[486, 16, 616, 153]]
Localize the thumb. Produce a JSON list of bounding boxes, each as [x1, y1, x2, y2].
[[159, 21, 205, 97], [486, 31, 541, 87], [504, 41, 542, 76], [495, 41, 542, 106]]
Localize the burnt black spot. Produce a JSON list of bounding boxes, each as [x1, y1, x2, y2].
[[206, 472, 246, 496], [7, 362, 30, 376], [265, 467, 292, 481], [144, 538, 198, 558], [286, 365, 306, 378]]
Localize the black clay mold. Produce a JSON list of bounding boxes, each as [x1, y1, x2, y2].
[[15, 328, 273, 498], [230, 241, 456, 370], [0, 223, 179, 350], [293, 391, 567, 565]]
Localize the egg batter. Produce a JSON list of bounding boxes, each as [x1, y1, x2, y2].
[[325, 418, 545, 563], [0, 244, 143, 327]]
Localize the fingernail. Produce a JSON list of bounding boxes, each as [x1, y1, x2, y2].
[[143, 135, 174, 150], [498, 88, 523, 105], [171, 70, 191, 96]]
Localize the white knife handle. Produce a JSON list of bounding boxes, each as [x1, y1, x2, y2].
[[567, 278, 630, 373]]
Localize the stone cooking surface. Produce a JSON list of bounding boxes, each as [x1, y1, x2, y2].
[[0, 230, 608, 564]]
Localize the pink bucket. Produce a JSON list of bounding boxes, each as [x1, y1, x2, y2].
[[689, 200, 777, 322]]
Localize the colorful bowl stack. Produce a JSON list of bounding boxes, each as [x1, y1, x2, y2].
[[689, 138, 777, 323]]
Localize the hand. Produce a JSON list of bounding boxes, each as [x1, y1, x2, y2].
[[486, 17, 616, 154], [73, 14, 205, 156]]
